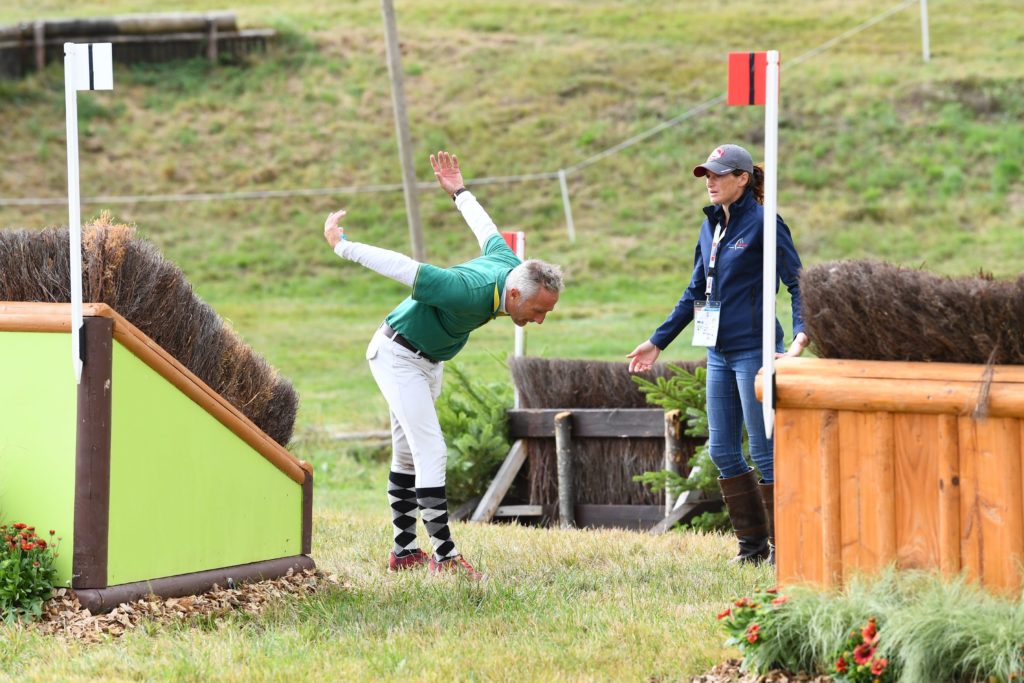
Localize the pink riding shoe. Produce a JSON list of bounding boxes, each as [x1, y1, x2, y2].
[[428, 555, 485, 581], [388, 549, 430, 572]]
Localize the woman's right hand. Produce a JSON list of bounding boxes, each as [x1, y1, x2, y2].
[[627, 340, 661, 373]]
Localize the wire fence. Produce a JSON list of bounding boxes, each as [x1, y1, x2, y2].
[[0, 0, 923, 242]]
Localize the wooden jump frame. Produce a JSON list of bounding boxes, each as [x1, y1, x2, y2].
[[470, 408, 720, 532], [762, 357, 1024, 594]]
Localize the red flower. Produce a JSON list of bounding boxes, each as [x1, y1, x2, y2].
[[746, 623, 761, 644], [862, 617, 879, 645], [13, 523, 26, 530], [36, 539, 47, 549], [20, 542, 34, 551], [835, 656, 848, 673], [766, 587, 779, 594], [771, 595, 790, 605], [734, 598, 748, 607], [32, 561, 40, 568], [853, 643, 876, 665], [49, 530, 56, 536], [717, 608, 731, 620], [871, 658, 888, 675]]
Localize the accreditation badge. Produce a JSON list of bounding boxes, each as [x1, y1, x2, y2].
[[692, 300, 721, 347]]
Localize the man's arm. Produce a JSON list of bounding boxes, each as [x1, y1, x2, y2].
[[431, 150, 499, 250], [323, 209, 420, 287]]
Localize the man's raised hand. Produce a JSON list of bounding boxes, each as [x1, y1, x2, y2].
[[430, 151, 465, 197], [323, 209, 346, 249]]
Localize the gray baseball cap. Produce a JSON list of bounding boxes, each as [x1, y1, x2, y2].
[[692, 144, 754, 177]]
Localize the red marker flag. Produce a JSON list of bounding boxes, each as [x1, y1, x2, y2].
[[501, 230, 521, 254], [728, 52, 775, 106]]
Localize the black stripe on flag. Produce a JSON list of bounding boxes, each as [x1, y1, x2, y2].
[[88, 44, 95, 91], [749, 51, 757, 104]]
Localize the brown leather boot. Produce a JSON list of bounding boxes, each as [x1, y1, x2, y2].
[[759, 482, 775, 566], [718, 470, 770, 564]]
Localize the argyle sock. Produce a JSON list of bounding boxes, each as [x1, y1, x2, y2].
[[416, 485, 459, 561], [387, 471, 420, 557]]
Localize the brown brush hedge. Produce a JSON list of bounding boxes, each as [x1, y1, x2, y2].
[[509, 357, 705, 508], [0, 218, 298, 446], [801, 260, 1024, 365]]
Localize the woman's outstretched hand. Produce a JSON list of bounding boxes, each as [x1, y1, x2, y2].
[[627, 340, 661, 373]]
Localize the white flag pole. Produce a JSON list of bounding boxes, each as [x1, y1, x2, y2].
[[64, 43, 84, 384], [762, 50, 780, 439], [920, 0, 931, 63], [513, 231, 525, 409], [63, 42, 113, 384]]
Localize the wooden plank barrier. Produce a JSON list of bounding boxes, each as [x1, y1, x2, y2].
[[761, 358, 1024, 594], [471, 408, 718, 531]]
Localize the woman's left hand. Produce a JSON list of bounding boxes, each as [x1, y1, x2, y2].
[[776, 332, 809, 358]]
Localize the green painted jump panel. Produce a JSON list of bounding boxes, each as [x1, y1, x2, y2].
[[107, 343, 301, 585], [0, 332, 77, 583]]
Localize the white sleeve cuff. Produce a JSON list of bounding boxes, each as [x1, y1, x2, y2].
[[455, 191, 500, 250]]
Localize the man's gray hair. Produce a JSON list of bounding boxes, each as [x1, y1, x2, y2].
[[507, 259, 564, 300]]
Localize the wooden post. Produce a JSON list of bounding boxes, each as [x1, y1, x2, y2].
[[380, 0, 426, 261], [34, 22, 46, 72], [819, 410, 842, 588], [557, 169, 576, 243], [555, 411, 574, 528], [470, 440, 527, 523], [664, 409, 682, 517], [206, 18, 219, 62], [936, 414, 960, 575]]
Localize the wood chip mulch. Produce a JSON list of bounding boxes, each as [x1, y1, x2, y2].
[[690, 659, 834, 683], [27, 569, 344, 643]]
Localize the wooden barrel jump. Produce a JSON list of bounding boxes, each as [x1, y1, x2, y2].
[[760, 357, 1024, 593]]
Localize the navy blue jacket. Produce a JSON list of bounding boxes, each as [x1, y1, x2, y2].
[[650, 189, 804, 353]]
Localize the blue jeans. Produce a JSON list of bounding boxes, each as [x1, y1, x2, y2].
[[706, 346, 781, 484]]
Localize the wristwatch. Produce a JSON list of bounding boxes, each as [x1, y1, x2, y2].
[[452, 187, 469, 201]]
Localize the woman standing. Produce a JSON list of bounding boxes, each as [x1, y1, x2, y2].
[[627, 143, 808, 564]]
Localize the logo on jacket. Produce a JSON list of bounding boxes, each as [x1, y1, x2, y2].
[[728, 239, 750, 250]]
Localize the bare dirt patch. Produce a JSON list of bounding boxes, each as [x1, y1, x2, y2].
[[690, 659, 834, 683]]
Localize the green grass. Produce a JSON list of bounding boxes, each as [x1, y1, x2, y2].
[[0, 0, 1022, 679], [2, 444, 774, 682]]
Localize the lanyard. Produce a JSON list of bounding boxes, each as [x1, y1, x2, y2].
[[704, 222, 726, 300]]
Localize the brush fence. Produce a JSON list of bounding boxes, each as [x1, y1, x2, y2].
[[0, 302, 312, 612], [761, 357, 1024, 594]]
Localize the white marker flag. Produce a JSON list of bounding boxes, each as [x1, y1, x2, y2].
[[65, 43, 113, 383]]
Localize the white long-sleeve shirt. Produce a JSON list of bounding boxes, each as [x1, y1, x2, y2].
[[334, 190, 501, 288]]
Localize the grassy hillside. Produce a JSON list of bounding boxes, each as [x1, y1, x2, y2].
[[1, 0, 1021, 436]]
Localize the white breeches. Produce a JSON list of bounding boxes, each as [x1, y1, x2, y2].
[[366, 327, 447, 488]]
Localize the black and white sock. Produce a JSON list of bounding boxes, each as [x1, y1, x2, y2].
[[388, 471, 419, 557], [416, 485, 459, 561]]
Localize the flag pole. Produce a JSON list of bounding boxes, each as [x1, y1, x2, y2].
[[64, 42, 84, 384], [920, 0, 931, 62], [762, 50, 780, 438]]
